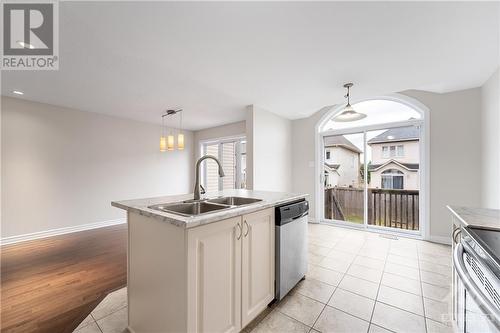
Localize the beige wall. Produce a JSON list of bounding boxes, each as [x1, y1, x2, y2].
[[1, 97, 194, 238], [370, 140, 419, 165], [480, 69, 500, 209], [291, 106, 331, 220], [292, 89, 483, 241], [402, 89, 482, 240], [246, 105, 292, 192]]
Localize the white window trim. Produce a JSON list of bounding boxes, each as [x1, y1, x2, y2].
[[199, 135, 246, 191]]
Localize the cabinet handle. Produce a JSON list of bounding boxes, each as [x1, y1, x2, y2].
[[236, 222, 242, 240], [244, 220, 249, 237]]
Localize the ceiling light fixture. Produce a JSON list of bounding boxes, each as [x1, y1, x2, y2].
[[333, 83, 367, 122], [16, 40, 35, 49], [12, 90, 24, 95], [160, 109, 184, 152]]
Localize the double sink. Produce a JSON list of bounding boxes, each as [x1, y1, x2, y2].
[[149, 196, 263, 217]]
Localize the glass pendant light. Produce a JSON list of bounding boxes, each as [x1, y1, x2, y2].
[[177, 111, 184, 150], [167, 132, 175, 151], [160, 108, 183, 151], [160, 115, 167, 152], [333, 83, 367, 122]]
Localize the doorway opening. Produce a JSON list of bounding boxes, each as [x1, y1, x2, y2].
[[316, 95, 429, 238]]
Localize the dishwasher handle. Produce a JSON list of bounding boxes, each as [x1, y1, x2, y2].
[[276, 200, 309, 226]]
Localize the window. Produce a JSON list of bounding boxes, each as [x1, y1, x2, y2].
[[397, 145, 404, 157], [382, 145, 405, 158], [382, 146, 389, 158], [201, 137, 246, 192], [381, 169, 404, 189], [326, 151, 331, 160]]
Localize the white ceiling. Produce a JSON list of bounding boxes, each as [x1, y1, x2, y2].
[[2, 2, 499, 130]]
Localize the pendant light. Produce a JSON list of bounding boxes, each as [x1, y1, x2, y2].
[[159, 115, 167, 152], [160, 109, 184, 152], [167, 132, 175, 151], [333, 83, 367, 122], [177, 111, 185, 150]]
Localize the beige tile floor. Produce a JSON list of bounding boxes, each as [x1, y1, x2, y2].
[[75, 223, 453, 333]]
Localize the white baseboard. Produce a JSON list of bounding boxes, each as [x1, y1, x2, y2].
[[1, 218, 126, 246], [428, 235, 452, 245], [307, 217, 318, 224]]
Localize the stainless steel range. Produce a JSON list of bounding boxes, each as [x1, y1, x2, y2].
[[453, 225, 500, 332]]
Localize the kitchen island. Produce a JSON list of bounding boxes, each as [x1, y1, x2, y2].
[[112, 189, 307, 333]]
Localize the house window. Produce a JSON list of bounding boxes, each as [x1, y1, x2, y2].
[[397, 145, 404, 157], [381, 169, 404, 189], [201, 137, 246, 192], [382, 146, 389, 158], [326, 151, 331, 160], [382, 145, 405, 158]]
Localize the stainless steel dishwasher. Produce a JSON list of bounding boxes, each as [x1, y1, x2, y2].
[[275, 199, 309, 301]]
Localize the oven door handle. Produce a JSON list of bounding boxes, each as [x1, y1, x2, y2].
[[454, 243, 500, 324]]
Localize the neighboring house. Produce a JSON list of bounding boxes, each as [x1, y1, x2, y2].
[[324, 135, 361, 187], [367, 126, 420, 190]]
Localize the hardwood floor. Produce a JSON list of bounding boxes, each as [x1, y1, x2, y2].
[[1, 224, 127, 333]]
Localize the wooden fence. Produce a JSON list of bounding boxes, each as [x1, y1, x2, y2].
[[324, 187, 419, 231]]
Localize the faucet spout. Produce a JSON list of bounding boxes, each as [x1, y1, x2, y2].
[[194, 155, 225, 200]]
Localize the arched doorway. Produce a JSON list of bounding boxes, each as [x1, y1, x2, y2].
[[315, 94, 429, 239]]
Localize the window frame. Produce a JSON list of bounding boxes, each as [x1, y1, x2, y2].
[[381, 169, 404, 189], [200, 135, 246, 191], [383, 144, 405, 159]]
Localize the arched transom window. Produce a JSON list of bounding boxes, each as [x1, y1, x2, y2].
[[381, 169, 404, 189]]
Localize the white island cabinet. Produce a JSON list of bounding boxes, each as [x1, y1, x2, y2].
[[112, 190, 306, 333], [187, 208, 274, 332]]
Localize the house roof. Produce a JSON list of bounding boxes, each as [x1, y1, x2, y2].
[[367, 126, 419, 144], [324, 135, 362, 153], [369, 160, 419, 171]]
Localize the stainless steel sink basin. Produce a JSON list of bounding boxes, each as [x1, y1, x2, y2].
[[149, 201, 230, 217], [207, 196, 263, 206]]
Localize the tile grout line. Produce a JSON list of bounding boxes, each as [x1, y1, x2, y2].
[[417, 244, 428, 333], [309, 231, 355, 331], [367, 237, 391, 333], [90, 313, 104, 333], [307, 226, 451, 333]]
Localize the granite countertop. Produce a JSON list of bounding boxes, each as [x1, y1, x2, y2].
[[447, 205, 500, 229], [112, 189, 308, 229]]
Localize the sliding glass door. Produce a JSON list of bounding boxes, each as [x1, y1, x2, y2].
[[323, 132, 365, 226], [365, 127, 421, 232], [322, 125, 421, 234]]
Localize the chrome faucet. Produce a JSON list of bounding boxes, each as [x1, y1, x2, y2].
[[194, 155, 225, 200]]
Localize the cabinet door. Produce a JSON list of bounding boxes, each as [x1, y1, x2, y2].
[[187, 217, 242, 333], [241, 208, 275, 327]]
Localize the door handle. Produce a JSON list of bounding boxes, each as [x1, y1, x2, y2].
[[243, 220, 249, 237], [236, 222, 242, 240], [453, 243, 500, 324], [452, 227, 461, 244]]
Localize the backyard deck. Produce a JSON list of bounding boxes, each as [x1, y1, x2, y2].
[[324, 187, 419, 230]]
